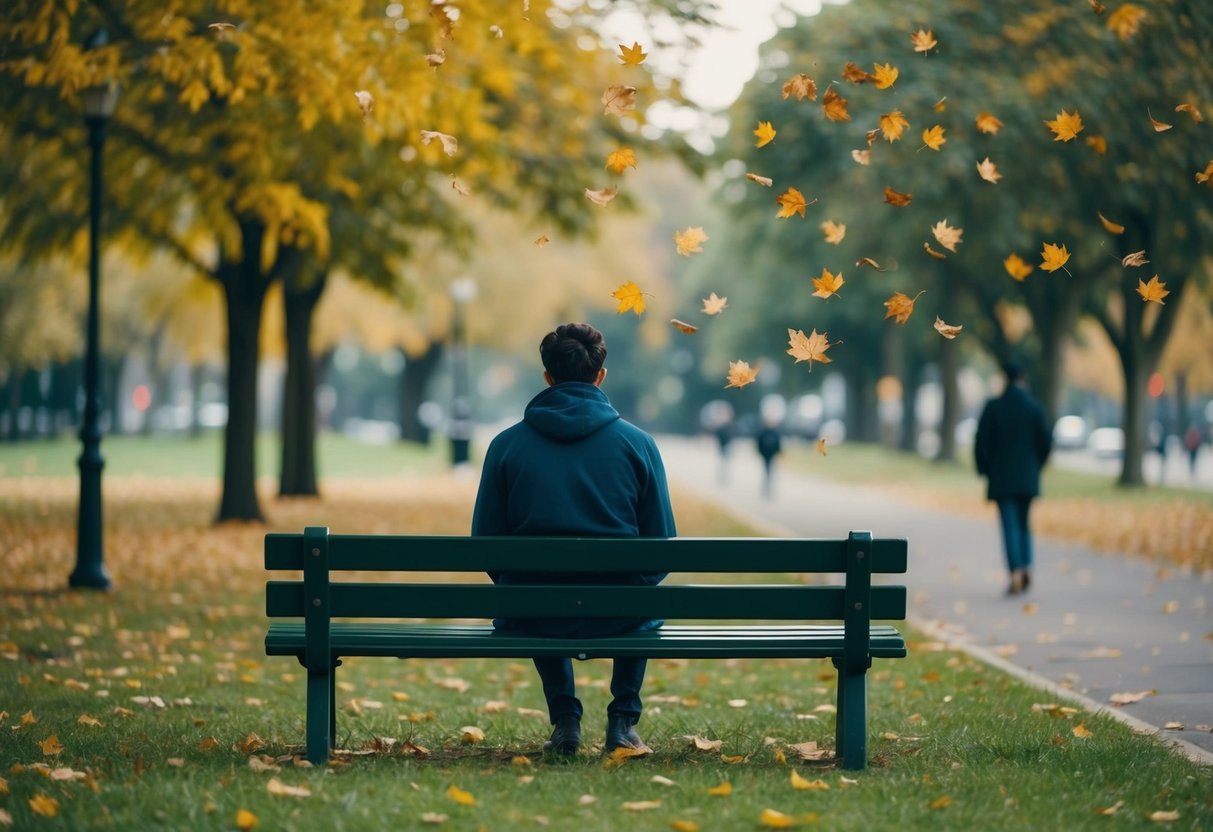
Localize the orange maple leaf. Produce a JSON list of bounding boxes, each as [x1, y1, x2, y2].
[[934, 316, 963, 339], [611, 281, 647, 315], [1045, 109, 1084, 141], [782, 74, 818, 101], [884, 186, 912, 207], [1086, 135, 1108, 154], [975, 111, 1004, 134], [842, 62, 872, 83], [617, 41, 647, 65], [601, 84, 637, 117], [820, 220, 846, 244], [775, 187, 811, 219], [923, 242, 947, 260], [754, 121, 777, 148], [911, 29, 937, 52], [883, 290, 925, 324], [1136, 275, 1169, 304], [1175, 103, 1204, 123], [1004, 253, 1034, 281], [931, 219, 963, 252], [822, 87, 851, 121], [1195, 161, 1213, 186], [702, 292, 728, 315], [1040, 242, 1072, 274], [674, 227, 709, 256], [921, 124, 946, 150], [787, 328, 834, 370], [1148, 109, 1172, 132], [811, 268, 844, 299], [670, 319, 699, 334], [976, 157, 1002, 183], [725, 360, 760, 389], [871, 63, 898, 89], [856, 256, 886, 270], [880, 109, 909, 141], [1107, 3, 1147, 39], [605, 148, 637, 175], [1097, 212, 1125, 234]]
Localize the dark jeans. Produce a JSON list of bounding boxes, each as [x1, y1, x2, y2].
[[996, 495, 1034, 573], [533, 656, 648, 724]]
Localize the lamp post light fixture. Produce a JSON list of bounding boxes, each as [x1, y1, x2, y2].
[[448, 277, 477, 467], [70, 29, 119, 590]]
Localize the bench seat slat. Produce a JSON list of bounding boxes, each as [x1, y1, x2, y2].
[[265, 534, 907, 574], [266, 622, 907, 660]]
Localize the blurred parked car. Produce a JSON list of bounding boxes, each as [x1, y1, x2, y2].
[[1053, 415, 1088, 449], [1087, 427, 1124, 458]]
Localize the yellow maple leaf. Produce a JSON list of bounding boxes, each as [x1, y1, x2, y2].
[[1089, 0, 1107, 13], [1072, 723, 1093, 738], [822, 86, 850, 121], [1175, 102, 1203, 123], [933, 96, 948, 112], [1040, 242, 1072, 274], [820, 220, 846, 244], [725, 361, 759, 389], [871, 63, 898, 89], [674, 226, 709, 256], [884, 290, 925, 324], [790, 770, 830, 790], [775, 187, 810, 219], [1195, 161, 1213, 185], [585, 186, 618, 207], [911, 29, 937, 52], [787, 328, 834, 370], [235, 808, 258, 831], [707, 781, 733, 796], [746, 172, 774, 187], [611, 281, 646, 315], [880, 109, 909, 141], [39, 735, 64, 756], [931, 795, 953, 810], [1107, 3, 1147, 39], [759, 808, 797, 828], [672, 821, 701, 832], [1045, 109, 1084, 141], [534, 233, 551, 247], [446, 785, 476, 806], [976, 157, 1002, 184], [811, 268, 844, 300], [1137, 275, 1169, 304], [934, 316, 963, 339], [617, 41, 647, 65], [1086, 135, 1108, 154], [842, 62, 871, 83], [754, 121, 777, 148], [601, 84, 637, 117], [605, 148, 637, 175], [702, 292, 728, 315], [782, 73, 818, 101], [975, 111, 1003, 134], [884, 186, 912, 207], [77, 714, 102, 727], [931, 219, 963, 252], [921, 124, 946, 150], [30, 794, 59, 818]]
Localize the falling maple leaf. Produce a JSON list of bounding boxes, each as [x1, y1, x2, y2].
[[670, 319, 698, 334], [1107, 3, 1147, 39], [787, 328, 834, 369], [880, 109, 909, 141], [707, 782, 733, 796], [617, 41, 647, 65], [446, 785, 476, 806], [820, 220, 846, 244], [842, 62, 872, 83], [1196, 161, 1213, 185], [921, 124, 946, 150], [851, 149, 871, 165], [1040, 242, 1072, 274], [601, 84, 637, 116], [675, 226, 709, 256], [702, 292, 728, 315], [931, 219, 963, 252], [782, 73, 818, 101], [208, 22, 236, 32], [746, 172, 774, 187], [1089, 0, 1107, 13], [884, 290, 925, 324], [450, 176, 470, 196], [605, 148, 637, 174], [1097, 212, 1125, 234], [856, 256, 885, 270], [759, 808, 797, 828], [725, 361, 760, 389], [1045, 109, 1084, 141], [923, 242, 947, 260], [1086, 135, 1108, 154], [611, 281, 646, 315], [934, 316, 963, 339], [1137, 275, 1169, 304], [754, 121, 777, 148], [871, 63, 898, 89], [1148, 109, 1173, 132], [822, 87, 850, 121], [533, 234, 550, 247], [976, 157, 1002, 183], [884, 186, 912, 206], [426, 49, 446, 67], [584, 186, 618, 207], [1174, 103, 1203, 123], [816, 438, 827, 456], [353, 90, 374, 119], [975, 111, 1004, 134], [911, 29, 937, 52], [1121, 250, 1149, 267], [811, 268, 845, 299], [775, 187, 810, 218], [420, 130, 458, 156]]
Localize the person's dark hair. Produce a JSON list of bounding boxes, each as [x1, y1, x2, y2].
[[540, 323, 607, 384], [1000, 358, 1024, 383]]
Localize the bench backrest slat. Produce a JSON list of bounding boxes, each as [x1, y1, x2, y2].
[[266, 582, 908, 621], [265, 534, 907, 574]]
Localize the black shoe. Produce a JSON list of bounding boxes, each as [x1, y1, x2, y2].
[[543, 715, 581, 755], [1005, 571, 1024, 596], [605, 715, 650, 753], [1021, 570, 1032, 592]]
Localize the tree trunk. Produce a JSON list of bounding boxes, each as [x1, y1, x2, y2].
[[141, 323, 167, 437], [3, 368, 21, 441], [936, 338, 960, 463], [398, 342, 444, 444], [216, 221, 270, 523], [1119, 344, 1150, 487], [844, 361, 878, 443], [879, 321, 901, 449], [188, 362, 204, 438], [899, 363, 919, 453], [279, 263, 326, 497], [103, 356, 123, 436]]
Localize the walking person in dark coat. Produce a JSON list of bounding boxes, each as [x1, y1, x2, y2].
[[974, 360, 1053, 595], [756, 417, 782, 499], [472, 323, 676, 756]]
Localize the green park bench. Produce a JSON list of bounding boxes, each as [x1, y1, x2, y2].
[[264, 527, 908, 770]]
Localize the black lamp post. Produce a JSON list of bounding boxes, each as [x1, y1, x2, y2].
[[70, 29, 118, 591], [448, 278, 476, 467]]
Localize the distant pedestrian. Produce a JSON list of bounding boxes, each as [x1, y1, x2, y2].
[[975, 360, 1053, 595], [1185, 423, 1206, 477], [756, 418, 782, 499], [715, 420, 734, 485]]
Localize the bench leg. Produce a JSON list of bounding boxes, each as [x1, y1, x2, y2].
[[832, 657, 868, 770], [306, 670, 332, 764]]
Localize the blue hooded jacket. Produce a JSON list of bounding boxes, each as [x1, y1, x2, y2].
[[471, 382, 676, 637]]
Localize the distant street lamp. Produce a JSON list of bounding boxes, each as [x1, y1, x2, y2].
[[448, 278, 477, 467], [70, 29, 119, 591]]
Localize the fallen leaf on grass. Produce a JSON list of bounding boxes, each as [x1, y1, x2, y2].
[[460, 726, 485, 744], [759, 808, 797, 828], [267, 777, 311, 798], [790, 770, 829, 790], [235, 809, 258, 831], [930, 795, 952, 810], [720, 754, 746, 764], [787, 741, 831, 761], [577, 795, 598, 806], [446, 785, 475, 806], [1094, 800, 1124, 816], [622, 800, 662, 811], [685, 735, 723, 752], [728, 699, 748, 708], [651, 775, 676, 787], [420, 812, 448, 824], [38, 735, 64, 756], [671, 821, 700, 832], [604, 746, 652, 769], [1150, 810, 1181, 822], [707, 782, 733, 796], [236, 733, 266, 755], [248, 756, 280, 773], [1072, 723, 1093, 738]]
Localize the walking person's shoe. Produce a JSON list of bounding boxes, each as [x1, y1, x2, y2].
[[543, 714, 581, 755], [1020, 569, 1032, 592], [1004, 571, 1024, 596], [604, 715, 651, 753]]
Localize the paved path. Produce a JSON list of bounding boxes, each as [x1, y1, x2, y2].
[[657, 435, 1213, 760]]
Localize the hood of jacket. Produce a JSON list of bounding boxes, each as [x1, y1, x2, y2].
[[523, 382, 620, 442]]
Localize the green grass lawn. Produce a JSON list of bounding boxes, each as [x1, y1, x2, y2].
[[2, 470, 1211, 830]]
